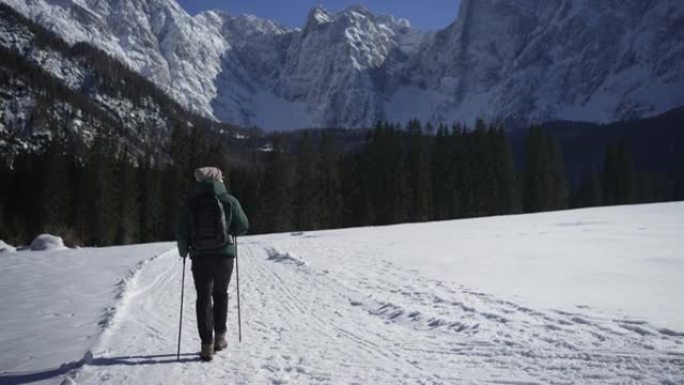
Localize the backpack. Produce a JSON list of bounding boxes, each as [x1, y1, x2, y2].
[[188, 192, 232, 251]]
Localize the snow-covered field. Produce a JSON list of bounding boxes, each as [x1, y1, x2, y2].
[[1, 203, 683, 384]]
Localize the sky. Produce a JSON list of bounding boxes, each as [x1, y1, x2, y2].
[[175, 1, 461, 31]]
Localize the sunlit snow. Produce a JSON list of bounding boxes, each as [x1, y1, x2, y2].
[[1, 203, 683, 384]]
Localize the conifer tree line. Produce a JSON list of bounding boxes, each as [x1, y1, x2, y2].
[[0, 120, 675, 247]]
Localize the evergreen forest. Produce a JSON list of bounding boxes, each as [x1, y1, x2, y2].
[[0, 119, 675, 247]]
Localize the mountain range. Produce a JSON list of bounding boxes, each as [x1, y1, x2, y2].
[[2, 0, 684, 130]]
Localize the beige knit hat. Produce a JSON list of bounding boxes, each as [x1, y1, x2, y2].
[[194, 167, 223, 182]]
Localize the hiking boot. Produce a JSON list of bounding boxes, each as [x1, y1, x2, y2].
[[214, 333, 228, 352], [200, 342, 214, 361]]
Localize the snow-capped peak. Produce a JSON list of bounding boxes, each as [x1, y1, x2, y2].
[[376, 14, 412, 30], [307, 6, 331, 26], [339, 4, 373, 19]]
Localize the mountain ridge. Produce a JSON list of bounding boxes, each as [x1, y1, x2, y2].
[[2, 0, 683, 130], [0, 3, 251, 160]]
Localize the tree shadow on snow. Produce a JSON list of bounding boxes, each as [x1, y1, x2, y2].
[[0, 353, 199, 385], [0, 358, 85, 385]]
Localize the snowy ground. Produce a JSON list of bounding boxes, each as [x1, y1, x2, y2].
[[1, 203, 683, 384]]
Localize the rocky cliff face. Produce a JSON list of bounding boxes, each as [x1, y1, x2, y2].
[[3, 0, 683, 129], [410, 0, 684, 126]]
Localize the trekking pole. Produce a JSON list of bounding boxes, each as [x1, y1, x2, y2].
[[177, 257, 187, 361], [235, 236, 242, 343]]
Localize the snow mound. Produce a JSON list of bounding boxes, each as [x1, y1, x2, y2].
[[29, 234, 67, 251], [266, 248, 307, 266], [0, 240, 16, 253]]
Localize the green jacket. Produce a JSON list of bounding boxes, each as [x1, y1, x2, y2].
[[176, 180, 249, 259]]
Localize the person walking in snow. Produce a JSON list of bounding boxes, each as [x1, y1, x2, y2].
[[177, 167, 249, 361]]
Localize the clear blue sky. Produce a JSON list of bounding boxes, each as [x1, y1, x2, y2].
[[176, 1, 460, 31]]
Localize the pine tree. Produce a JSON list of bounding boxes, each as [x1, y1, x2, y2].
[[523, 127, 568, 212], [201, 143, 231, 184], [79, 129, 117, 246], [161, 123, 196, 241], [113, 148, 139, 244], [137, 156, 163, 242], [339, 150, 372, 227], [366, 122, 407, 224], [636, 171, 654, 203], [405, 119, 432, 222], [603, 141, 637, 205], [466, 120, 494, 216], [573, 170, 604, 208], [0, 160, 11, 241], [490, 126, 520, 214], [548, 137, 569, 210], [317, 132, 342, 228], [430, 124, 452, 220], [446, 124, 466, 218], [228, 164, 261, 232], [40, 137, 70, 235], [11, 152, 43, 242], [258, 136, 292, 233], [293, 132, 320, 230]]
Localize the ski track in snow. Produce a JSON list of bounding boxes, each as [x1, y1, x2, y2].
[[56, 240, 684, 385]]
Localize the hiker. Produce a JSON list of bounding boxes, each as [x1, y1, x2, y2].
[[177, 167, 249, 361]]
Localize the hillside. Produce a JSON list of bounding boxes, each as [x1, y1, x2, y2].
[[0, 4, 251, 160]]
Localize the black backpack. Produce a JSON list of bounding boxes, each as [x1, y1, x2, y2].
[[188, 192, 232, 251]]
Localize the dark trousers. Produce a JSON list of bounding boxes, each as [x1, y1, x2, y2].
[[191, 255, 234, 344]]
